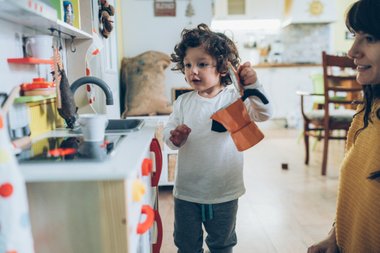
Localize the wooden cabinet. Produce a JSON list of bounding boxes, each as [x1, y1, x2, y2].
[[26, 138, 162, 253], [27, 180, 151, 253]]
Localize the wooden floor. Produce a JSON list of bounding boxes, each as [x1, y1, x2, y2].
[[158, 120, 347, 253]]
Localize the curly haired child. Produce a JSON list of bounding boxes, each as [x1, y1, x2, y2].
[[164, 23, 272, 253]]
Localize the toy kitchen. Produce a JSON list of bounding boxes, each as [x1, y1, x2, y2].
[[0, 1, 163, 253]]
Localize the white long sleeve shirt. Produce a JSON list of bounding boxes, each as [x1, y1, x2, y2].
[[164, 82, 272, 204]]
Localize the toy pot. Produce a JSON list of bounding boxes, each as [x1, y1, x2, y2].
[[211, 99, 264, 151]]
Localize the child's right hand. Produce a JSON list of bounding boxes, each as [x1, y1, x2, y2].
[[169, 124, 191, 147], [238, 61, 258, 86]]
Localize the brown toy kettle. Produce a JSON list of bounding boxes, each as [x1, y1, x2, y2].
[[210, 64, 268, 151]]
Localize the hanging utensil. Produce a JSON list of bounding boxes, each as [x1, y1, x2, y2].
[[227, 62, 243, 97], [51, 47, 78, 129]]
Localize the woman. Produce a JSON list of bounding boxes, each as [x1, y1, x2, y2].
[[308, 0, 380, 252]]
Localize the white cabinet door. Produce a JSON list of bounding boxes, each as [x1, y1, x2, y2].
[[246, 0, 283, 19], [89, 0, 120, 118], [213, 0, 282, 20], [283, 0, 337, 24], [214, 0, 235, 19]]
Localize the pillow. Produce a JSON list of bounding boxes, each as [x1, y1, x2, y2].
[[120, 51, 173, 118]]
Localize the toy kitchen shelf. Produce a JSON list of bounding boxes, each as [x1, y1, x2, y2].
[[7, 57, 54, 64], [0, 0, 92, 40]]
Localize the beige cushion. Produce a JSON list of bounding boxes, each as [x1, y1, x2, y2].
[[120, 51, 173, 117], [305, 109, 356, 123]]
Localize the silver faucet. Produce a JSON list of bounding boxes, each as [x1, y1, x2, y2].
[[70, 76, 114, 105]]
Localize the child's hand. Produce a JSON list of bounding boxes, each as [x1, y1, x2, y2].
[[169, 124, 191, 147], [238, 62, 257, 86]]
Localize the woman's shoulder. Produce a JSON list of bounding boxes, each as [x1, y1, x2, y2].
[[372, 99, 380, 124]]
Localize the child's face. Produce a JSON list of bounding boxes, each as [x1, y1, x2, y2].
[[183, 46, 224, 98]]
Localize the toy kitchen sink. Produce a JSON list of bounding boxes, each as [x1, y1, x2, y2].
[[105, 119, 145, 134]]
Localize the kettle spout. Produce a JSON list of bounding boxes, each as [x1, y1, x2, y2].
[[70, 76, 114, 105]]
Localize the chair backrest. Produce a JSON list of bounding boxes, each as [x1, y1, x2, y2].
[[322, 51, 362, 115], [310, 72, 324, 105], [311, 73, 324, 94]]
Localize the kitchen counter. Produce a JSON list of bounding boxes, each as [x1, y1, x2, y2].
[[253, 62, 321, 68], [22, 122, 160, 253], [254, 64, 322, 127], [20, 124, 156, 182]]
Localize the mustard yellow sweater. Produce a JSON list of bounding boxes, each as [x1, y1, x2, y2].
[[336, 99, 380, 253]]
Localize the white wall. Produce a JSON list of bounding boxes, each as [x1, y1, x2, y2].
[[120, 0, 213, 101], [332, 0, 356, 53]]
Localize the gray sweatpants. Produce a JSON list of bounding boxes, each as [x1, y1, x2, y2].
[[174, 198, 238, 253]]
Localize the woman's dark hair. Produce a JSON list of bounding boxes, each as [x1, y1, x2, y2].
[[171, 23, 240, 86], [345, 0, 380, 40], [346, 0, 380, 140]]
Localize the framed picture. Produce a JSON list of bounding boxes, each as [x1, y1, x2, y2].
[[154, 0, 176, 17]]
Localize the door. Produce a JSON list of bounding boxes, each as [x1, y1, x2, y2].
[[90, 0, 120, 118]]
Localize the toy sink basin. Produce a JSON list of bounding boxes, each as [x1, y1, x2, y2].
[[105, 119, 145, 133]]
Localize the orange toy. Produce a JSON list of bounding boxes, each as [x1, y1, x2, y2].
[[211, 64, 265, 151]]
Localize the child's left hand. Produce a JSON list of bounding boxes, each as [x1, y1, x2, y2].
[[169, 124, 191, 148], [238, 62, 257, 86]]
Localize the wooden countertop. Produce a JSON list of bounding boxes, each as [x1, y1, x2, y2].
[[253, 63, 321, 68]]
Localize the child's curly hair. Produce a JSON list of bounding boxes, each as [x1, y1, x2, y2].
[[171, 23, 241, 86]]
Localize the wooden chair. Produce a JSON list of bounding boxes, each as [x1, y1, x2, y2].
[[310, 72, 347, 110], [297, 51, 363, 175]]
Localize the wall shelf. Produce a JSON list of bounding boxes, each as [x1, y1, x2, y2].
[[14, 94, 56, 104], [0, 0, 92, 40]]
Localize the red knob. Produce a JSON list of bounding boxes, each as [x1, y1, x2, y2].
[[141, 158, 152, 176], [137, 205, 155, 234], [150, 138, 162, 187], [0, 183, 14, 198]]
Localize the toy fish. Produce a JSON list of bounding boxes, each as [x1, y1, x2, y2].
[[57, 67, 78, 129], [51, 48, 78, 129]]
